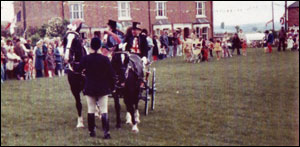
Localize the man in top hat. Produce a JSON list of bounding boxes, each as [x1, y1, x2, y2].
[[77, 37, 116, 139], [106, 20, 124, 52], [124, 22, 149, 58]]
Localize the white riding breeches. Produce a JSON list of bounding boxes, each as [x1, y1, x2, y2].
[[86, 95, 108, 114]]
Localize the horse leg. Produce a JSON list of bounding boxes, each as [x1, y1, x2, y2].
[[134, 98, 140, 124], [125, 97, 138, 133], [71, 88, 84, 128], [113, 96, 121, 129]]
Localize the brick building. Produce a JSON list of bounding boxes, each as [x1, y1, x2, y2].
[[14, 1, 214, 39], [288, 1, 299, 29]]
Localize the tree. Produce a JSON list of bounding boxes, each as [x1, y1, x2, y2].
[[235, 25, 240, 33], [38, 24, 48, 38], [46, 17, 69, 38], [221, 22, 225, 29], [252, 27, 258, 32]]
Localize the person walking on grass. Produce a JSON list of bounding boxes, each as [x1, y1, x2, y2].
[[77, 37, 115, 139]]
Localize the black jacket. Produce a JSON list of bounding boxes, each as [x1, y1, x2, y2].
[[125, 35, 149, 58], [232, 37, 241, 48], [77, 53, 116, 97]]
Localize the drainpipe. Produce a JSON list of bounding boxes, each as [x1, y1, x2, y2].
[[148, 1, 152, 36], [62, 1, 65, 20], [211, 1, 214, 38], [22, 1, 27, 38]]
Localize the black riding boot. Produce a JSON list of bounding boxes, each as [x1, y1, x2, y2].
[[101, 113, 111, 139], [88, 113, 96, 137]]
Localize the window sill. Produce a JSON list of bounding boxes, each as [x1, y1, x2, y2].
[[118, 17, 132, 21], [196, 15, 207, 18], [156, 16, 168, 20]]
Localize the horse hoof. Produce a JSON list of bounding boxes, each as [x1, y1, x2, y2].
[[132, 125, 139, 133], [76, 125, 85, 128]]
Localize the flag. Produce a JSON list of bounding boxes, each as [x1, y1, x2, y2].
[[4, 22, 11, 30], [265, 19, 273, 27], [16, 11, 21, 22], [10, 16, 16, 35]]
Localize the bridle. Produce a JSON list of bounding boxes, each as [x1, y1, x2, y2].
[[64, 31, 84, 74]]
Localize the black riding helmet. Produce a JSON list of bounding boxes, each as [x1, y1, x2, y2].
[[91, 37, 102, 51]]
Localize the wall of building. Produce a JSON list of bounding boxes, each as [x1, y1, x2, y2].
[[288, 8, 299, 27], [13, 1, 214, 39]]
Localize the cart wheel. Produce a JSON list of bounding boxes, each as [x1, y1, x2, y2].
[[151, 68, 156, 111], [144, 80, 149, 116]]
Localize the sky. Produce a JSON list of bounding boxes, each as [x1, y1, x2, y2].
[[1, 1, 296, 25]]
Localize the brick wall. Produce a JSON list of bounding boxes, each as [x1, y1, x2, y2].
[[13, 1, 214, 38], [288, 8, 299, 27]]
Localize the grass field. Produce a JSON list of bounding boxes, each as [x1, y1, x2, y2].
[[1, 48, 299, 146]]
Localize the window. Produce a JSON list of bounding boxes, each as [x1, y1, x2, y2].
[[156, 2, 167, 19], [202, 27, 208, 40], [70, 2, 84, 21], [196, 27, 200, 38], [118, 1, 131, 20], [196, 1, 206, 17]]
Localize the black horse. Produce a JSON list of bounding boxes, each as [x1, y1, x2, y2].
[[63, 23, 87, 128], [111, 51, 144, 133]]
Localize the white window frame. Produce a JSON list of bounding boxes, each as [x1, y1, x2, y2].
[[196, 1, 206, 18], [69, 1, 84, 21], [156, 1, 167, 19], [118, 1, 131, 21]]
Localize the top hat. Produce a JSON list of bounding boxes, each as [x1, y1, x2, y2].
[[132, 22, 141, 30], [107, 20, 117, 29]]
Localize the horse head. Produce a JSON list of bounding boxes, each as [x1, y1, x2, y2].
[[63, 23, 86, 64], [111, 52, 130, 87]]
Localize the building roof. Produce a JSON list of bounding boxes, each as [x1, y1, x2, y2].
[[193, 18, 210, 24], [288, 1, 299, 8], [153, 19, 171, 25]]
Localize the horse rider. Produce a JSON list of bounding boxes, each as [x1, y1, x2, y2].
[[76, 37, 116, 139]]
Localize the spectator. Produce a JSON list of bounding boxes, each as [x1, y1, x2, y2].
[[160, 30, 169, 58], [146, 30, 154, 62], [1, 40, 8, 81], [54, 41, 64, 77], [6, 48, 21, 79], [14, 39, 26, 58], [35, 41, 44, 78], [208, 38, 214, 58], [214, 40, 222, 61], [177, 29, 183, 56], [46, 44, 55, 78], [173, 32, 179, 57], [168, 33, 174, 58], [24, 56, 33, 80], [278, 27, 286, 52], [232, 33, 241, 55], [265, 30, 274, 53], [43, 39, 49, 77], [152, 35, 160, 61]]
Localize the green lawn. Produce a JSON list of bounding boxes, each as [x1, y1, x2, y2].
[[1, 48, 299, 146]]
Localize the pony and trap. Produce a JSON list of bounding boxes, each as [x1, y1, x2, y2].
[[62, 22, 157, 133]]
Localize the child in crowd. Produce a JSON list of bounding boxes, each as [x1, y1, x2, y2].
[[222, 39, 231, 58], [242, 39, 247, 56], [214, 40, 222, 61], [46, 45, 55, 78], [24, 56, 33, 80], [208, 38, 214, 58]]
